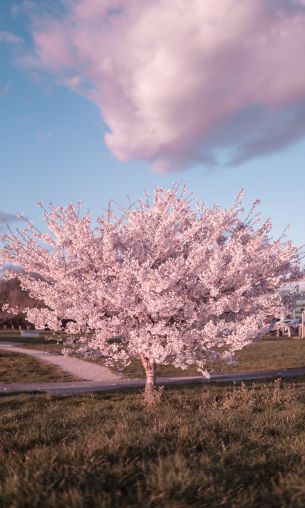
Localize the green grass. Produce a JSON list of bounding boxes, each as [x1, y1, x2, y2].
[[0, 333, 57, 344], [0, 334, 63, 353], [112, 337, 305, 378], [2, 333, 305, 379], [20, 343, 63, 353], [0, 350, 77, 383], [54, 336, 305, 379], [1, 380, 305, 507], [226, 337, 305, 370]]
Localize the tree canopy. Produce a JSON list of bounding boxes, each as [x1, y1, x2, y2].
[[0, 186, 302, 402]]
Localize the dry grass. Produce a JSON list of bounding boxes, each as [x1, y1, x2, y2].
[[1, 380, 305, 507]]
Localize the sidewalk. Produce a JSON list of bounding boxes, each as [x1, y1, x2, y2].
[[0, 343, 121, 382]]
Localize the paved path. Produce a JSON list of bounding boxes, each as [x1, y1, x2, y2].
[[1, 365, 305, 396], [0, 343, 121, 382]]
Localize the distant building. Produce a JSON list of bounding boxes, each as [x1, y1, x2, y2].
[[279, 287, 305, 321], [273, 287, 305, 337], [293, 294, 305, 320]]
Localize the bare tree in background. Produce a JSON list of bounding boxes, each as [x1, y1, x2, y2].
[[0, 278, 42, 329]]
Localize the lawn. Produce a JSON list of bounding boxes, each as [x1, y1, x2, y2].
[[2, 333, 305, 379], [110, 337, 305, 378], [0, 333, 63, 353], [1, 380, 305, 507], [0, 350, 76, 383], [19, 343, 63, 353]]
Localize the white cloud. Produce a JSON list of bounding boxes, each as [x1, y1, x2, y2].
[[0, 31, 22, 45], [24, 0, 305, 172]]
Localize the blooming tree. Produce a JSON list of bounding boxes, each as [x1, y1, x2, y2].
[[0, 186, 302, 402]]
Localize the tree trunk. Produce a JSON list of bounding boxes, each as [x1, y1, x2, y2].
[[140, 354, 157, 404]]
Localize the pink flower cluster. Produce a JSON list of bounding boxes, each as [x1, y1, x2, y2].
[[0, 186, 302, 375]]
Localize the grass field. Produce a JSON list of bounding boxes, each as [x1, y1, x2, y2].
[[20, 343, 63, 353], [2, 333, 305, 378], [0, 333, 63, 354], [0, 350, 76, 383], [1, 380, 305, 507], [98, 337, 305, 378], [118, 337, 305, 378]]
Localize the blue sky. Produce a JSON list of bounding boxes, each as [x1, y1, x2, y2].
[[1, 0, 305, 246]]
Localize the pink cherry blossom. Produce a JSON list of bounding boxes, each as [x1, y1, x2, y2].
[[0, 186, 303, 402]]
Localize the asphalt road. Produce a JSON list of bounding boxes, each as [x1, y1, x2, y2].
[[1, 366, 305, 396]]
